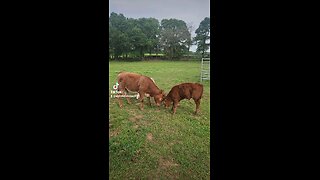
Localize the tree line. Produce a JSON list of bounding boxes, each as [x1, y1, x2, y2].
[[109, 12, 210, 60]]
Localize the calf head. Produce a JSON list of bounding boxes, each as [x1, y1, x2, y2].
[[154, 90, 166, 107], [163, 96, 172, 108]]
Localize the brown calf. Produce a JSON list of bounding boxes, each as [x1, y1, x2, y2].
[[117, 72, 165, 110], [164, 83, 203, 114], [136, 77, 156, 100]]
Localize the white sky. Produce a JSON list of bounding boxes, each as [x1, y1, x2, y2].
[[109, 0, 210, 52]]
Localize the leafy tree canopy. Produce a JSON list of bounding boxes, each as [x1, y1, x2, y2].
[[194, 17, 210, 57]]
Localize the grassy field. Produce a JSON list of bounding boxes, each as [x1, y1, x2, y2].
[[109, 60, 210, 179]]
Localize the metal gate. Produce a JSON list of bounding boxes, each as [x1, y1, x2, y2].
[[200, 58, 210, 82]]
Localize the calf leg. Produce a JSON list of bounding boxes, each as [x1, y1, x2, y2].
[[147, 97, 152, 106], [138, 92, 145, 110], [172, 100, 179, 114], [124, 89, 131, 104], [117, 83, 126, 108], [117, 95, 123, 108], [194, 99, 201, 114]]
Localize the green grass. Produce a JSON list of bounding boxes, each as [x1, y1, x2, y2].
[[109, 60, 210, 179]]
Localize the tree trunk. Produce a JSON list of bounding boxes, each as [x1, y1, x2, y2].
[[140, 47, 143, 60], [202, 39, 206, 57], [156, 46, 158, 56], [171, 47, 174, 60]]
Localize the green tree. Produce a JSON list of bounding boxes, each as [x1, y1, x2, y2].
[[160, 19, 191, 59], [109, 13, 193, 60], [109, 12, 131, 60], [187, 22, 195, 52], [147, 18, 160, 55], [194, 17, 210, 57], [128, 25, 147, 59], [136, 18, 160, 56]]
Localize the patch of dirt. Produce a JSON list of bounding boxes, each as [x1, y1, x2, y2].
[[140, 119, 151, 126], [128, 113, 151, 127], [130, 149, 141, 163], [109, 128, 120, 138], [158, 157, 179, 169], [146, 133, 153, 141], [132, 125, 139, 129], [151, 157, 180, 180], [129, 114, 144, 122]]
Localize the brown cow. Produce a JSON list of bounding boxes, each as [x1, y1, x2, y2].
[[164, 83, 203, 114], [117, 72, 165, 110]]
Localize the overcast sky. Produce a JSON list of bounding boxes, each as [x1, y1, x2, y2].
[[109, 0, 210, 52]]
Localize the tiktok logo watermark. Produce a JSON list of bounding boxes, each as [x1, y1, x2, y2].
[[110, 82, 137, 98], [112, 82, 119, 90], [110, 82, 121, 98]]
